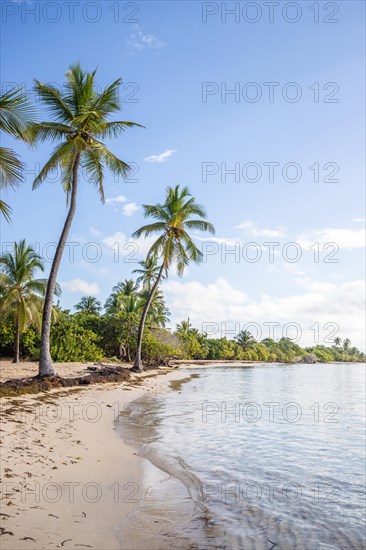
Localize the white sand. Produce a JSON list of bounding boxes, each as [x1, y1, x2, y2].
[[0, 363, 187, 549]]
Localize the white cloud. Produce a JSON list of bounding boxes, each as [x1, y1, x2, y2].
[[62, 279, 100, 295], [164, 277, 366, 349], [89, 226, 102, 237], [105, 195, 127, 204], [145, 149, 177, 163], [235, 220, 286, 238], [127, 25, 166, 52], [122, 202, 139, 217], [352, 218, 365, 223], [102, 231, 156, 257], [165, 277, 249, 322], [297, 227, 366, 249]]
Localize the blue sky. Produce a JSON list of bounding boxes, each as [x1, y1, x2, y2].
[[1, 1, 365, 348]]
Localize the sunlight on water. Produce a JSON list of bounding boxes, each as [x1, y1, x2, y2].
[[116, 364, 366, 549]]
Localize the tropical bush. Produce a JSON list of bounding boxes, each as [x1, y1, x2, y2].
[[49, 313, 104, 362]]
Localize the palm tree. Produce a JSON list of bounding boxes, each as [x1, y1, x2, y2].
[[131, 185, 215, 371], [235, 329, 255, 351], [122, 294, 142, 314], [31, 63, 142, 376], [0, 240, 61, 363], [139, 288, 170, 328], [343, 338, 351, 352], [176, 319, 192, 339], [104, 279, 139, 314], [0, 88, 35, 221], [113, 279, 139, 296], [132, 256, 162, 291], [74, 295, 102, 315], [334, 336, 342, 347], [152, 302, 171, 328]]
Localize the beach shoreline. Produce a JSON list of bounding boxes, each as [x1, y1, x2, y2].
[[0, 364, 188, 550]]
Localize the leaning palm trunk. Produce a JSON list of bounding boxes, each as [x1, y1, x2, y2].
[[132, 264, 165, 372], [39, 154, 80, 376]]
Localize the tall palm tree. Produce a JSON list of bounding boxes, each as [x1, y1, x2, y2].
[[334, 336, 342, 347], [131, 185, 215, 371], [0, 88, 35, 221], [74, 295, 102, 315], [31, 63, 142, 376], [235, 329, 255, 351], [132, 256, 162, 291], [0, 240, 61, 363]]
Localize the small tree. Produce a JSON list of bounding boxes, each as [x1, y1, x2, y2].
[[0, 240, 60, 363]]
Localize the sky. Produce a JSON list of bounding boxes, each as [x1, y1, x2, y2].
[[0, 0, 365, 349]]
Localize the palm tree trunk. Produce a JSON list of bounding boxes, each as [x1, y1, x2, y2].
[[38, 153, 81, 377], [131, 264, 165, 372], [13, 308, 20, 364]]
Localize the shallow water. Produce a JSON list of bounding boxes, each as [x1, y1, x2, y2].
[[115, 363, 366, 549]]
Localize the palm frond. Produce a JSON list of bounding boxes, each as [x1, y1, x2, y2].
[[132, 222, 167, 239], [30, 122, 73, 143], [184, 219, 215, 234], [93, 141, 131, 178], [142, 204, 169, 222], [99, 120, 144, 139], [32, 140, 76, 189], [0, 199, 12, 223], [82, 147, 105, 202], [34, 80, 74, 122], [0, 147, 23, 187], [91, 78, 121, 115], [0, 87, 36, 139]]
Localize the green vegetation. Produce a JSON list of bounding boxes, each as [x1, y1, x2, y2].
[[0, 64, 364, 373], [30, 63, 142, 377], [1, 272, 364, 366], [0, 240, 60, 363], [0, 87, 35, 221], [130, 184, 215, 371]]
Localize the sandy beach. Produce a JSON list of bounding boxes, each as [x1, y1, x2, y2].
[[0, 361, 187, 550]]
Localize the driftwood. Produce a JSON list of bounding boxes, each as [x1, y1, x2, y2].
[[0, 365, 131, 397]]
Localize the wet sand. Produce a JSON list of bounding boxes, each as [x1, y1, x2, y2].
[[0, 363, 187, 549]]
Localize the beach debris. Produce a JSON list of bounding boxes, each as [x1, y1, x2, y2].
[[20, 537, 35, 541], [0, 366, 131, 397], [81, 512, 86, 517], [0, 527, 14, 536], [58, 539, 73, 547], [48, 513, 58, 518]]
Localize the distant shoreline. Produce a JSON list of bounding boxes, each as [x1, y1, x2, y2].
[[170, 359, 365, 368]]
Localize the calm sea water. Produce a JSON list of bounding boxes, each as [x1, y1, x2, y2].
[[116, 363, 366, 550]]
